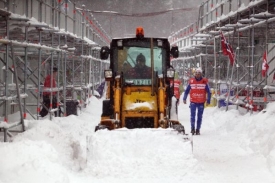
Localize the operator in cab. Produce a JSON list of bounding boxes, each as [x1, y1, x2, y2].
[[126, 53, 151, 79]]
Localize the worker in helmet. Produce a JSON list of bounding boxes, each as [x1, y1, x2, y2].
[[182, 67, 211, 135]]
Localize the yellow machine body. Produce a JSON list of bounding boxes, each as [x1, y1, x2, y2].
[[96, 28, 183, 132]]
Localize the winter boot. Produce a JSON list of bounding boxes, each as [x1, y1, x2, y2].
[[191, 129, 195, 135], [196, 129, 200, 135]]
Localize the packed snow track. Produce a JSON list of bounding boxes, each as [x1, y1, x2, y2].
[[86, 128, 194, 178]]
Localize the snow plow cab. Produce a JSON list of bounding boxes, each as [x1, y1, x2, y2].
[[95, 27, 185, 134]]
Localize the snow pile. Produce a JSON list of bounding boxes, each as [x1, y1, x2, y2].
[[87, 128, 195, 178], [0, 96, 274, 183]]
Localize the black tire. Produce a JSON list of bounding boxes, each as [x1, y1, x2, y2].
[[102, 100, 113, 117], [172, 124, 185, 134], [95, 126, 99, 132], [95, 125, 109, 132]]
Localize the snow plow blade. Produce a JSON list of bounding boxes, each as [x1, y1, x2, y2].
[[95, 123, 191, 142]]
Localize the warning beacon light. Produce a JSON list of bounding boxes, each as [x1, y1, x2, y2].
[[136, 27, 144, 39]]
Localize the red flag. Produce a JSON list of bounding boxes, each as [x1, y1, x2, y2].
[[262, 51, 269, 77], [220, 32, 235, 65]]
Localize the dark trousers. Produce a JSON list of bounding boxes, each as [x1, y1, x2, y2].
[[40, 95, 59, 117]]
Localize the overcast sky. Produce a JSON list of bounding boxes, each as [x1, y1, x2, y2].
[[76, 0, 204, 38]]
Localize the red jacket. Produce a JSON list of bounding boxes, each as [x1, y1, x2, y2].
[[43, 74, 57, 96], [171, 80, 181, 99], [183, 77, 211, 104]]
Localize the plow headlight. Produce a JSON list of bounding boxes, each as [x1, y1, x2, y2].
[[117, 40, 123, 47], [157, 39, 163, 47], [104, 70, 112, 80], [166, 68, 175, 79]]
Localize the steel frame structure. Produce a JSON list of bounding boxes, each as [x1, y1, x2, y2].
[[170, 0, 275, 113], [0, 0, 110, 142]]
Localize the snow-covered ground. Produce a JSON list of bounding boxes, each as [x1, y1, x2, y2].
[[0, 95, 275, 183]]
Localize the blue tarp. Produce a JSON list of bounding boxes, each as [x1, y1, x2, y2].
[[95, 81, 105, 98]]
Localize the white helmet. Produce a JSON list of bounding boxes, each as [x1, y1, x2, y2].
[[195, 67, 202, 73]]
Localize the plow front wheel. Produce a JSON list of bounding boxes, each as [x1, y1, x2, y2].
[[94, 125, 109, 132]]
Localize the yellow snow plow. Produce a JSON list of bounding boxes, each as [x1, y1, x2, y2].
[[95, 27, 188, 139]]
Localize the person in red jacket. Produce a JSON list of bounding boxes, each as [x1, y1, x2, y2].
[[39, 67, 59, 117], [173, 79, 181, 100], [183, 68, 211, 135]]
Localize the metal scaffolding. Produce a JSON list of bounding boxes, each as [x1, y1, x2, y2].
[[0, 0, 110, 141], [170, 0, 275, 113]]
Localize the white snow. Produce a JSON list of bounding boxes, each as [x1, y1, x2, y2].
[[0, 94, 275, 183]]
